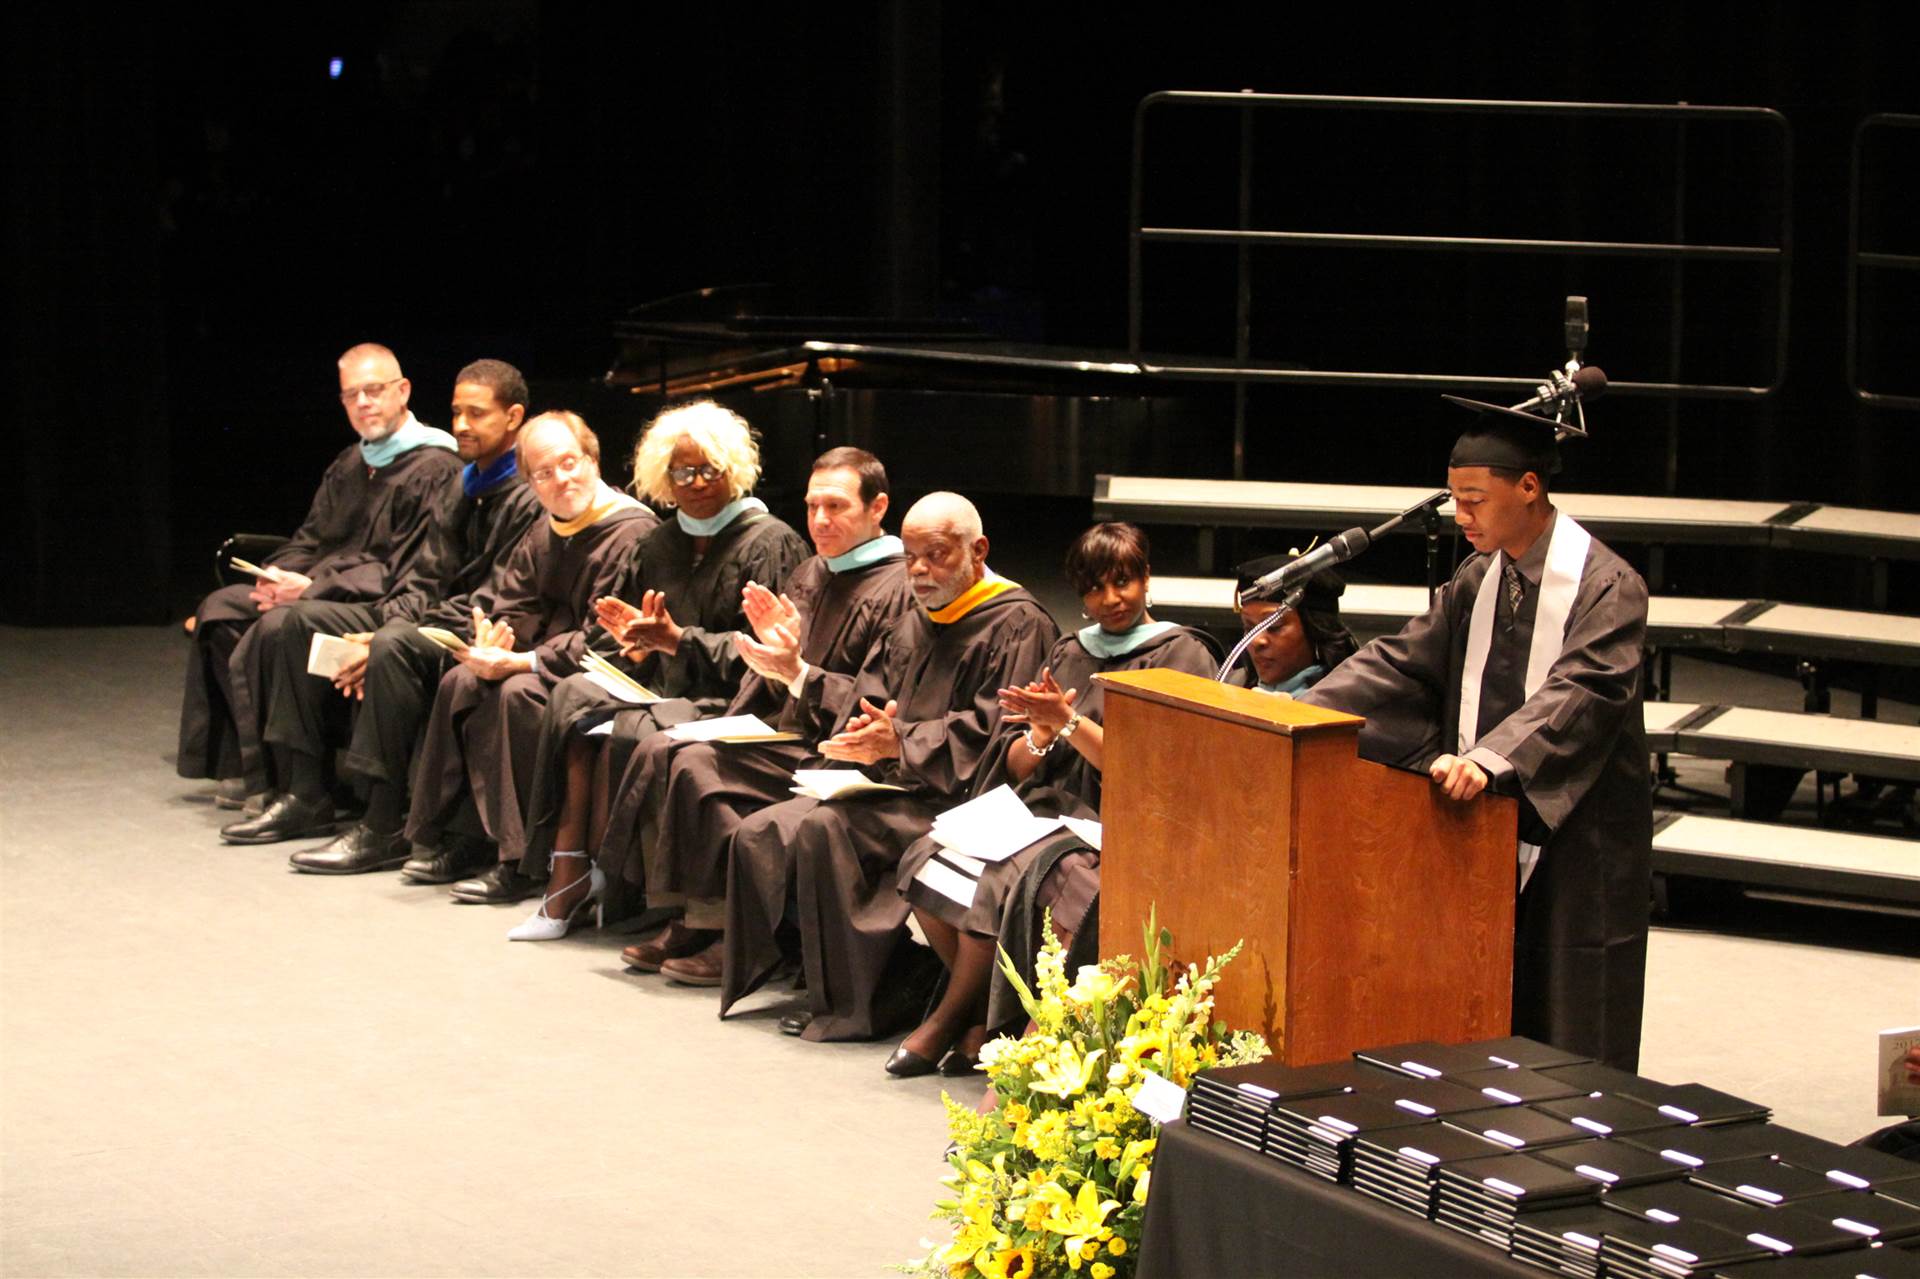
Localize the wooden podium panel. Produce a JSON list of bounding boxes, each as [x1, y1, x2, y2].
[[1097, 668, 1517, 1065]]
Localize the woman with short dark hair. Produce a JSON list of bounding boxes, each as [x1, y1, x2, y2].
[[886, 522, 1221, 1077]]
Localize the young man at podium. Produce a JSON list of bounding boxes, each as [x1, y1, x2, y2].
[[1297, 409, 1652, 1071]]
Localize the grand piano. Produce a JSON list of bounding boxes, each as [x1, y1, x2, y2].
[[594, 284, 1236, 505]]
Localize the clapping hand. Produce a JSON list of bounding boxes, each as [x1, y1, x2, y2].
[[819, 697, 901, 764], [616, 590, 682, 659], [998, 668, 1078, 736], [594, 595, 643, 644], [741, 580, 803, 644], [453, 606, 528, 682], [734, 623, 803, 687]]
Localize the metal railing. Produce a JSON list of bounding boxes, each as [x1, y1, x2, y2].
[[1127, 92, 1794, 477], [1847, 113, 1920, 410]]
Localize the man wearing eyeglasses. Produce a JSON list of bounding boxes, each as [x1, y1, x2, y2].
[[177, 343, 460, 817]]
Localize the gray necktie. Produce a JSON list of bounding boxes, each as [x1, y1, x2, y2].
[[1503, 561, 1525, 631]]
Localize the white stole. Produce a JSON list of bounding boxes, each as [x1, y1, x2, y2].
[[1456, 513, 1592, 891]]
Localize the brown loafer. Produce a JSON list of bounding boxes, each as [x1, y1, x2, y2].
[[622, 922, 717, 972], [659, 938, 725, 987]]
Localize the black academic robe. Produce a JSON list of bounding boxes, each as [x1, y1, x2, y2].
[[237, 466, 545, 794], [896, 624, 1222, 934], [514, 512, 809, 870], [594, 552, 918, 916], [334, 471, 547, 789], [382, 470, 546, 630], [177, 441, 459, 781], [720, 585, 1059, 1042], [403, 505, 657, 855], [1298, 522, 1652, 1070]]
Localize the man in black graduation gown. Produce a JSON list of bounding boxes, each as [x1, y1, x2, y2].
[[217, 360, 541, 849], [402, 412, 657, 879], [1297, 408, 1651, 1069], [576, 447, 918, 964], [177, 343, 459, 799], [219, 361, 545, 865], [703, 492, 1059, 1043]]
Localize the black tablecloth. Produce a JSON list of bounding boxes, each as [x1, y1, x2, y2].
[[1137, 1119, 1537, 1278]]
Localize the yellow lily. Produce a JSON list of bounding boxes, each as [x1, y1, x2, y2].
[[1029, 1040, 1104, 1099], [1035, 1181, 1122, 1272]]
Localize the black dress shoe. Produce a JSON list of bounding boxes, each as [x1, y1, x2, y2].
[[401, 836, 495, 884], [220, 793, 335, 846], [937, 1047, 980, 1077], [884, 1045, 940, 1079], [779, 1009, 814, 1037], [288, 824, 409, 875], [449, 862, 537, 904]]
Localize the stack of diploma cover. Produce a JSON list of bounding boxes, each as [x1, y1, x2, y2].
[[1178, 1035, 1910, 1275], [1433, 1152, 1603, 1248]]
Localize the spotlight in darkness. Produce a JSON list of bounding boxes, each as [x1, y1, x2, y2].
[[328, 58, 344, 80]]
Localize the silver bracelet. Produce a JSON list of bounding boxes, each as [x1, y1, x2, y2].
[[1057, 712, 1083, 742], [1024, 725, 1057, 756]]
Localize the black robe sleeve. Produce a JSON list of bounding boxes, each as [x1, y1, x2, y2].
[[874, 599, 1060, 800], [667, 517, 811, 696]]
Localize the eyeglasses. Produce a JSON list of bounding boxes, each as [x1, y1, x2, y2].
[[667, 463, 725, 486], [339, 380, 399, 404], [529, 452, 589, 486]]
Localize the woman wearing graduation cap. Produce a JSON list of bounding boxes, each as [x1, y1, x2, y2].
[[1228, 551, 1359, 695], [1296, 404, 1652, 1071]]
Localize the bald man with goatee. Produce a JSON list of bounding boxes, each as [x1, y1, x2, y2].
[[689, 492, 1058, 1044]]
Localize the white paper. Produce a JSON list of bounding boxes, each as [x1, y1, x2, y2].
[[582, 668, 652, 705], [791, 769, 907, 800], [1060, 816, 1103, 851], [912, 858, 978, 909], [584, 720, 613, 737], [305, 634, 358, 679], [665, 714, 780, 742], [936, 849, 987, 877], [1130, 1070, 1189, 1124], [928, 784, 1064, 864]]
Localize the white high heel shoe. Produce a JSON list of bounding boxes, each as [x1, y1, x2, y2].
[[507, 853, 605, 942]]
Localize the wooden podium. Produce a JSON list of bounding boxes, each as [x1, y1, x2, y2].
[[1095, 668, 1518, 1066]]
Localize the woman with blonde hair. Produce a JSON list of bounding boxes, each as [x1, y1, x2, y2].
[[468, 400, 808, 937]]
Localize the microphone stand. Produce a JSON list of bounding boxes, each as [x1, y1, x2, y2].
[[1422, 501, 1444, 605], [1217, 488, 1451, 683]]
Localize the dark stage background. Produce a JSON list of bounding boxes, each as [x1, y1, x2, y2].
[[6, 2, 1917, 625]]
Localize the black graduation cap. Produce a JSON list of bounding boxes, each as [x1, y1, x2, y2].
[[1442, 394, 1585, 477]]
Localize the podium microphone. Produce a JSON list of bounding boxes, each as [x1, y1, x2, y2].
[[1237, 526, 1371, 605]]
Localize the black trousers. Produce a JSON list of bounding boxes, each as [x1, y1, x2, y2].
[[342, 621, 454, 792], [177, 583, 264, 781], [246, 599, 379, 794]]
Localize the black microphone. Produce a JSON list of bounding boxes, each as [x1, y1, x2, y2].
[[1239, 527, 1370, 603], [1564, 295, 1589, 357], [1514, 363, 1607, 416]]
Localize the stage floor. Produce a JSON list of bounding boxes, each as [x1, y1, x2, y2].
[[2, 625, 1915, 1277]]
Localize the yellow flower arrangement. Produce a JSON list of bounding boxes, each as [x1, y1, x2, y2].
[[905, 908, 1268, 1279]]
